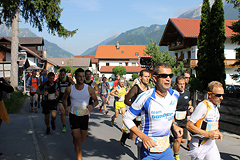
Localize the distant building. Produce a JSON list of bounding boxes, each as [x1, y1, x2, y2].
[[159, 18, 240, 85], [74, 55, 98, 74]]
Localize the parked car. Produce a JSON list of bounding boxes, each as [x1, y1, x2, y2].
[[226, 85, 240, 98]]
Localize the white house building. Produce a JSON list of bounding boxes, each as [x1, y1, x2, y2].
[[159, 18, 239, 85]]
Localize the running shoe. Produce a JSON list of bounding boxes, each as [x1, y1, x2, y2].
[[46, 127, 50, 135], [105, 110, 109, 114], [187, 140, 190, 151], [99, 106, 102, 112], [62, 125, 66, 133], [111, 117, 114, 125], [121, 125, 128, 132], [174, 154, 180, 160], [34, 108, 38, 113], [51, 120, 56, 130], [30, 108, 33, 113], [107, 101, 109, 105]]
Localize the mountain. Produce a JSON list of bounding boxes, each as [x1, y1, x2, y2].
[[0, 26, 74, 58], [178, 0, 239, 20], [81, 35, 117, 55]]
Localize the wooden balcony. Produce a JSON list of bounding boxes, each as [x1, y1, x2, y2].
[[181, 59, 239, 68]]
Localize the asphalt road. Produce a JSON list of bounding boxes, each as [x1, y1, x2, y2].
[[0, 97, 240, 160]]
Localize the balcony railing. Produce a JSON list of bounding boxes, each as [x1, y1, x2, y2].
[[180, 59, 239, 68]]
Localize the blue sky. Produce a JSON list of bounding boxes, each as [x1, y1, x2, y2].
[[19, 0, 202, 55]]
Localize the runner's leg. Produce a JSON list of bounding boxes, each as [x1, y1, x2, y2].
[[72, 129, 83, 160], [58, 103, 66, 126]]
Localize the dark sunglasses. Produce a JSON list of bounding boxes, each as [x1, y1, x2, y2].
[[210, 92, 224, 97], [155, 74, 173, 78]]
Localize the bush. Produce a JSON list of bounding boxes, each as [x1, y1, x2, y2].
[[112, 66, 126, 77], [4, 91, 28, 113], [132, 73, 138, 80]]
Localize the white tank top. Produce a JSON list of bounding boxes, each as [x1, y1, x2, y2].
[[70, 84, 90, 116]]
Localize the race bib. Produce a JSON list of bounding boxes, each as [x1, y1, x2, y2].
[[48, 93, 56, 100], [206, 122, 218, 132], [150, 135, 169, 153], [60, 87, 66, 93], [175, 111, 187, 120], [31, 87, 37, 93], [73, 106, 88, 116], [119, 96, 125, 102]]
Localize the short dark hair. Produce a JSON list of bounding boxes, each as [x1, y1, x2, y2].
[[48, 72, 55, 78], [181, 70, 190, 76], [153, 63, 171, 75], [175, 76, 185, 83], [85, 69, 91, 74], [60, 68, 66, 73], [75, 68, 85, 75], [139, 69, 149, 77]]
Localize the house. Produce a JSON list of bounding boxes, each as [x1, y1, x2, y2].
[[46, 57, 91, 71], [95, 41, 146, 79], [74, 55, 98, 74], [159, 18, 239, 85]]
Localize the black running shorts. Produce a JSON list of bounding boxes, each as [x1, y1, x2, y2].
[[69, 113, 89, 130], [42, 100, 58, 115]]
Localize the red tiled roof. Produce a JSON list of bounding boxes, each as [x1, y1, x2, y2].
[[100, 66, 143, 73], [170, 18, 237, 38], [74, 55, 98, 63], [95, 45, 146, 59]]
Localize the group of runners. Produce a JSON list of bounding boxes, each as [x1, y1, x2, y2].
[[26, 63, 224, 160]]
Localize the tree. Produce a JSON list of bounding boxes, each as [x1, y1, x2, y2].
[[112, 66, 126, 77], [143, 39, 183, 75], [226, 0, 240, 82], [132, 73, 138, 80], [196, 0, 211, 91], [0, 1, 77, 89], [197, 0, 226, 90]]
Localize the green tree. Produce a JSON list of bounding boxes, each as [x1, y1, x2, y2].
[[196, 0, 211, 91], [0, 1, 77, 88], [143, 39, 183, 75], [132, 73, 138, 80], [112, 66, 126, 77], [197, 0, 226, 90], [226, 0, 240, 82]]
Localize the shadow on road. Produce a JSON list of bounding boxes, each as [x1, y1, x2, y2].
[[220, 152, 240, 160], [82, 136, 137, 159]]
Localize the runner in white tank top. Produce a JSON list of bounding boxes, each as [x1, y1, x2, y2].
[[62, 68, 98, 160]]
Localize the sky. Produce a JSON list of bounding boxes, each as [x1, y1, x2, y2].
[[19, 0, 203, 55]]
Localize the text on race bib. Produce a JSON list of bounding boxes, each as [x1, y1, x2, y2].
[[48, 93, 56, 100], [175, 111, 187, 120], [60, 87, 66, 93], [73, 106, 88, 116], [150, 135, 169, 153], [206, 121, 218, 132]]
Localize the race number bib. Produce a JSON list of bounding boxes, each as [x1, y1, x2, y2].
[[48, 93, 56, 100], [31, 87, 37, 93], [175, 111, 187, 120], [119, 96, 125, 102], [73, 106, 88, 116], [150, 135, 169, 153], [60, 87, 66, 93], [206, 122, 218, 132]]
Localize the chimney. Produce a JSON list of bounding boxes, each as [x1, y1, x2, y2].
[[43, 49, 47, 58], [116, 41, 120, 49]]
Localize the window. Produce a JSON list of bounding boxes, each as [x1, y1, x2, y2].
[[132, 63, 136, 66], [119, 63, 122, 66], [135, 52, 139, 56], [125, 62, 128, 66], [106, 63, 109, 66]]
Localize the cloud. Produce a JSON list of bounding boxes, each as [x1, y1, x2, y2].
[[63, 0, 101, 11]]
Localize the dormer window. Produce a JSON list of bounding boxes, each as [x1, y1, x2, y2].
[[122, 51, 124, 53], [135, 52, 139, 56]]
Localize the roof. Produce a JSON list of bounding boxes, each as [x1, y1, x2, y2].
[[19, 45, 42, 59], [47, 57, 91, 67], [74, 55, 98, 63], [95, 45, 146, 59], [100, 66, 143, 73], [160, 18, 238, 45], [0, 37, 44, 45]]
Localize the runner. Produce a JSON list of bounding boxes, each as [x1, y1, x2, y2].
[[123, 75, 131, 93], [55, 68, 75, 133], [107, 77, 114, 105], [62, 68, 98, 160], [84, 70, 99, 106], [39, 69, 48, 107], [110, 78, 127, 130], [171, 76, 193, 160], [113, 74, 120, 87], [123, 63, 183, 160], [27, 70, 40, 113], [186, 81, 224, 160], [37, 72, 59, 135], [120, 69, 150, 156], [99, 77, 110, 114]]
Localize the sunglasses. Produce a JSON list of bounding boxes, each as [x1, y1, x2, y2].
[[210, 92, 224, 97], [155, 74, 173, 78], [185, 77, 190, 79]]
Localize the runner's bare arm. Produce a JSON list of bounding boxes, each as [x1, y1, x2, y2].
[[68, 77, 75, 85], [89, 86, 98, 107], [62, 86, 71, 114], [110, 87, 118, 97], [186, 120, 220, 139], [93, 82, 99, 94], [124, 86, 138, 106]]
